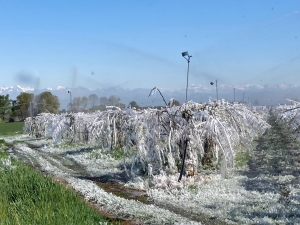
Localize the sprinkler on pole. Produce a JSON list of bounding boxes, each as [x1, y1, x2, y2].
[[182, 51, 192, 103]]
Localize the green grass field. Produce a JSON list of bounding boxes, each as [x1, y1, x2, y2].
[[0, 126, 118, 225], [0, 141, 114, 225], [0, 122, 24, 135]]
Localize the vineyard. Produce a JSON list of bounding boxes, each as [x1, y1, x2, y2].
[[3, 100, 300, 224], [24, 101, 270, 180]]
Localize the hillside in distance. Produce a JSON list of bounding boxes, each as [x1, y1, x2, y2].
[[0, 84, 299, 110]]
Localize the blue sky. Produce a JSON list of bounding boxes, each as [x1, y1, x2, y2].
[[0, 1, 299, 90]]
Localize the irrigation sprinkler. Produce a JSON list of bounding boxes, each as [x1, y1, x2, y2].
[[182, 51, 192, 103]]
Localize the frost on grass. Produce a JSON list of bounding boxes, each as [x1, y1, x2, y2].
[[148, 173, 300, 224], [14, 146, 202, 225], [0, 156, 16, 170], [67, 177, 201, 225], [12, 136, 300, 224]]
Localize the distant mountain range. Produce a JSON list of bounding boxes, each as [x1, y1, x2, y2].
[[0, 84, 299, 109]]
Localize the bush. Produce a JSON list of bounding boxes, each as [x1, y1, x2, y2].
[[9, 118, 14, 122]]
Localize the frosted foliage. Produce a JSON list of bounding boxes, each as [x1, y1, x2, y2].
[[275, 99, 300, 138], [23, 101, 270, 177], [0, 156, 16, 170]]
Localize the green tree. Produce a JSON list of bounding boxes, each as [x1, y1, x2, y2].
[[99, 96, 108, 106], [35, 92, 60, 114], [0, 94, 11, 121], [71, 97, 81, 112], [108, 95, 120, 106], [129, 101, 139, 108], [171, 99, 180, 106], [16, 92, 34, 120], [88, 94, 98, 108], [81, 96, 88, 109], [10, 100, 17, 120]]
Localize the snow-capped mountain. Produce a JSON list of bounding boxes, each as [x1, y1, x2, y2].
[[0, 84, 300, 109], [0, 85, 34, 98]]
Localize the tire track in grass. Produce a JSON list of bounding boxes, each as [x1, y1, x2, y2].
[[12, 140, 203, 224]]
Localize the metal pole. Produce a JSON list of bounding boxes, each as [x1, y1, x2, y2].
[[182, 52, 192, 104], [31, 102, 33, 117], [68, 91, 72, 112], [233, 88, 236, 102], [216, 79, 218, 100], [185, 59, 190, 103]]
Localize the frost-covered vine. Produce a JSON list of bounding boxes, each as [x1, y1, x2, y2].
[[273, 99, 300, 139], [23, 100, 270, 178]]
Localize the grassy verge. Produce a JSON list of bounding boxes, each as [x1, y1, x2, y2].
[[0, 141, 113, 225], [0, 121, 24, 135]]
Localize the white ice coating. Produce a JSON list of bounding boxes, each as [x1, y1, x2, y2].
[[275, 99, 300, 137], [12, 101, 298, 224], [3, 127, 300, 224], [23, 101, 270, 178]]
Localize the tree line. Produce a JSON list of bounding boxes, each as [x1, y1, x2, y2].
[[68, 94, 125, 112], [67, 94, 175, 112], [0, 92, 127, 121], [0, 91, 60, 122], [0, 90, 180, 122]]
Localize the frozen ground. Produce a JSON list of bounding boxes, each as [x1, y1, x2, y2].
[[3, 113, 300, 224]]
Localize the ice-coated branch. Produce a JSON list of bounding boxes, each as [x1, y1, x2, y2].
[[23, 100, 270, 179]]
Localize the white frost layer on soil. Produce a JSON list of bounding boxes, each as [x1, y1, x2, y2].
[[12, 141, 202, 225], [5, 136, 300, 224], [148, 173, 300, 224]]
